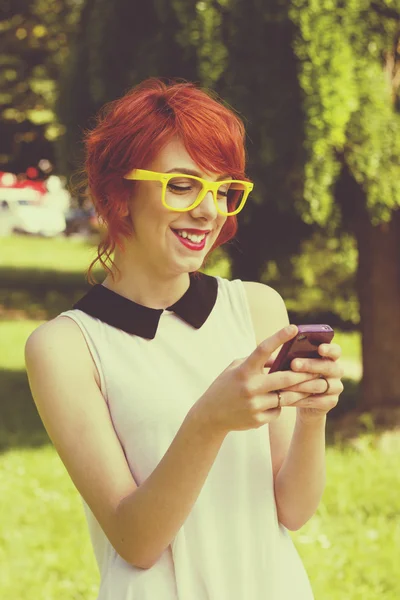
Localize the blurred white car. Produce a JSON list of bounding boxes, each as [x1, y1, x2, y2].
[[0, 198, 66, 237]]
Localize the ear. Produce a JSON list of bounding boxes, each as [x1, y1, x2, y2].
[[120, 202, 130, 218]]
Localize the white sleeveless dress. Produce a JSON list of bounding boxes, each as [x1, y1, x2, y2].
[[59, 276, 314, 600]]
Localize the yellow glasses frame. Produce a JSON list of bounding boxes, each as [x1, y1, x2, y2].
[[123, 168, 254, 216]]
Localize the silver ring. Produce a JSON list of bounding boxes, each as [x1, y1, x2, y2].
[[276, 390, 282, 408], [319, 375, 330, 394]]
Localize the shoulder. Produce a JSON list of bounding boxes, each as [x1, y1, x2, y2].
[[241, 281, 289, 344], [241, 280, 287, 311], [26, 315, 84, 353], [25, 315, 99, 385]]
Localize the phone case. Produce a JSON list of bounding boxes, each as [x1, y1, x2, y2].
[[268, 324, 334, 373]]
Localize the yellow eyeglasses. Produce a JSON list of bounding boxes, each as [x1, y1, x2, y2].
[[123, 168, 254, 216]]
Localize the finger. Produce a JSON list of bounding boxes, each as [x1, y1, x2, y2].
[[291, 378, 344, 397], [252, 370, 320, 395], [263, 353, 278, 368], [283, 377, 331, 395], [279, 390, 311, 407], [290, 358, 344, 378], [253, 407, 282, 426], [315, 378, 344, 396], [242, 325, 298, 373], [318, 343, 342, 361], [291, 395, 340, 411], [252, 390, 310, 411]]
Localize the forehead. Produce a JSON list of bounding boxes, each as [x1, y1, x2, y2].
[[149, 137, 222, 180]]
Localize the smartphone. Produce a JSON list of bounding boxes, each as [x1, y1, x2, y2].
[[268, 324, 335, 373]]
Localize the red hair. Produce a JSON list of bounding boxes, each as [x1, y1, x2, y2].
[[84, 78, 248, 283]]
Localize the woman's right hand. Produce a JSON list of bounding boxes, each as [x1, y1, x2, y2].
[[191, 325, 318, 436]]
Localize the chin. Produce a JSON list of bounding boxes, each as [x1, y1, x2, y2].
[[172, 254, 205, 275]]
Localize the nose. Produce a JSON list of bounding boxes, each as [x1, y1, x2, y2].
[[190, 190, 218, 221]]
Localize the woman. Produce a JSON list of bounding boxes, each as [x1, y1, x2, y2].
[[25, 79, 344, 600]]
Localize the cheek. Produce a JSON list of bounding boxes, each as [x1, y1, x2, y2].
[[129, 188, 168, 226], [216, 215, 228, 232]]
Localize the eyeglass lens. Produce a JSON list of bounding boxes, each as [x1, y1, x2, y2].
[[165, 177, 246, 214]]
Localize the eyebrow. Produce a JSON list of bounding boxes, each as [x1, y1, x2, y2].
[[165, 168, 231, 181]]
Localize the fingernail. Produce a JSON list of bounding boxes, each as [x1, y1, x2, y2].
[[286, 325, 296, 335], [295, 360, 303, 368]]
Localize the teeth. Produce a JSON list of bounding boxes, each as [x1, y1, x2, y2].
[[176, 230, 206, 243]]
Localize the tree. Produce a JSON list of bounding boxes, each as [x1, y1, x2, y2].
[[57, 0, 201, 176], [288, 0, 400, 408], [0, 0, 83, 173]]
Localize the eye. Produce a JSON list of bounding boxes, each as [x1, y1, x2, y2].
[[167, 178, 194, 193], [168, 183, 192, 192], [217, 185, 230, 198]]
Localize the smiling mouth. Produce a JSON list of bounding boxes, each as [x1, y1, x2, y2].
[[172, 229, 209, 243], [171, 228, 210, 251]]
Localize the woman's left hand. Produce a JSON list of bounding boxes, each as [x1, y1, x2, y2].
[[282, 343, 344, 421]]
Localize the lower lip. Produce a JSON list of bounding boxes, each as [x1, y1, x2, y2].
[[172, 230, 207, 251]]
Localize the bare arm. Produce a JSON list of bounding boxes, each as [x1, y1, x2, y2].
[[25, 317, 227, 570], [116, 407, 225, 567], [243, 281, 328, 530], [272, 415, 326, 530]]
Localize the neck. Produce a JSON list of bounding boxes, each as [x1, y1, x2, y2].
[[101, 245, 191, 309]]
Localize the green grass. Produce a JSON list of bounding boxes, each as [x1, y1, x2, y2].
[[1, 446, 99, 600], [3, 430, 399, 600], [0, 319, 99, 599], [0, 234, 231, 278], [331, 330, 361, 363], [0, 235, 101, 320], [0, 235, 99, 273], [0, 320, 45, 370], [293, 434, 400, 599]]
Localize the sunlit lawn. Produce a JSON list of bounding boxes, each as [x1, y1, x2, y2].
[[0, 234, 99, 273], [0, 234, 231, 280], [1, 235, 398, 599]]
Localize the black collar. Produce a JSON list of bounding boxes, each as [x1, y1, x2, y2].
[[72, 272, 218, 339]]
